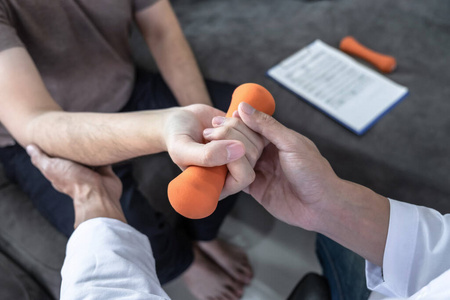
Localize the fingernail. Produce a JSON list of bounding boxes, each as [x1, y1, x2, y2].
[[203, 128, 213, 137], [26, 145, 37, 157], [226, 143, 245, 161], [212, 116, 226, 126], [240, 102, 255, 115]]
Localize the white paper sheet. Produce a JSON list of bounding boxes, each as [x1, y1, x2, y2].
[[267, 40, 408, 134]]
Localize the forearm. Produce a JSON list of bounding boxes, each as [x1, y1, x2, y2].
[[149, 31, 211, 106], [0, 47, 169, 165], [136, 0, 212, 107], [312, 179, 390, 266], [26, 109, 172, 166]]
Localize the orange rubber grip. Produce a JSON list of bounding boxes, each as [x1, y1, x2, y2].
[[167, 83, 276, 219], [339, 36, 397, 73]]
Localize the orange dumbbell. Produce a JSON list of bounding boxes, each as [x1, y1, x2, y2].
[[340, 36, 397, 73], [168, 83, 276, 219]]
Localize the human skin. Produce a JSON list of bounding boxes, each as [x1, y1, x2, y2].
[[27, 144, 126, 228], [235, 102, 390, 267], [0, 47, 264, 199], [135, 0, 213, 107]]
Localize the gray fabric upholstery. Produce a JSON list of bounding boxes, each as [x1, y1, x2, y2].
[[0, 165, 66, 299], [1, 0, 449, 298], [0, 250, 52, 300]]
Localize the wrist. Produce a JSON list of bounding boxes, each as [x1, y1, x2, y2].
[[309, 179, 390, 266], [73, 198, 126, 228], [72, 185, 126, 228], [307, 178, 359, 233], [177, 95, 213, 107], [160, 106, 187, 153], [137, 108, 178, 154]]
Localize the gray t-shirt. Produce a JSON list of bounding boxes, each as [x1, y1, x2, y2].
[[0, 0, 158, 147]]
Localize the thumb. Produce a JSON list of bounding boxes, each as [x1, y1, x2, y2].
[[172, 137, 246, 168], [238, 102, 297, 152]]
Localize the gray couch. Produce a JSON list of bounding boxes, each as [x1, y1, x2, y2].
[[1, 0, 449, 298]]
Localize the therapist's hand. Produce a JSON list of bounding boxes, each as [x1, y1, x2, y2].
[[237, 102, 341, 229], [238, 103, 390, 266], [26, 144, 126, 228]]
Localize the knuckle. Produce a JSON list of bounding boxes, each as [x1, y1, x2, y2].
[[41, 160, 52, 175], [224, 125, 233, 137], [91, 174, 103, 186], [257, 137, 266, 152], [248, 169, 256, 184], [201, 148, 215, 166], [216, 126, 232, 139], [228, 117, 240, 127], [247, 147, 259, 163], [259, 112, 273, 123], [234, 164, 256, 186], [299, 135, 318, 151], [254, 112, 275, 131]]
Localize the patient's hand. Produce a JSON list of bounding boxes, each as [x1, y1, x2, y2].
[[26, 144, 126, 228]]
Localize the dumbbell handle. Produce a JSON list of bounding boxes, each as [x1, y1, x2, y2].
[[340, 36, 397, 73]]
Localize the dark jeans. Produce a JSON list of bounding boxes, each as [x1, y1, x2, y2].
[[316, 234, 371, 300], [0, 70, 238, 284]]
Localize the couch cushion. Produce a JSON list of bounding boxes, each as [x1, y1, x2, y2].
[[0, 250, 52, 300], [0, 164, 66, 299]]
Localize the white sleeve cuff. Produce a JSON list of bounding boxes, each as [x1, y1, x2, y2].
[[366, 199, 419, 298], [61, 217, 169, 300]]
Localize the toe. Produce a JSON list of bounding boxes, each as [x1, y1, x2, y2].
[[239, 261, 254, 281], [225, 280, 244, 299]]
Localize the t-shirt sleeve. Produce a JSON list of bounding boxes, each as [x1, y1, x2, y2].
[[0, 2, 24, 52], [133, 0, 161, 12]]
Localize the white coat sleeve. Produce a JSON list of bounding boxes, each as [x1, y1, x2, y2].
[[60, 218, 170, 300], [366, 199, 450, 298]]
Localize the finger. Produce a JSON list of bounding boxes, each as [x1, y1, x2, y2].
[[26, 145, 73, 192], [26, 144, 52, 177], [182, 104, 226, 127], [173, 135, 246, 168], [221, 157, 255, 199], [238, 102, 300, 152], [240, 260, 254, 279], [221, 289, 236, 300], [27, 144, 97, 185], [225, 280, 244, 299], [211, 116, 264, 154], [235, 109, 271, 148], [203, 125, 261, 168], [207, 116, 265, 166], [246, 145, 279, 200]]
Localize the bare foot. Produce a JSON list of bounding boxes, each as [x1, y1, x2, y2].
[[183, 246, 244, 300], [197, 239, 253, 285]]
